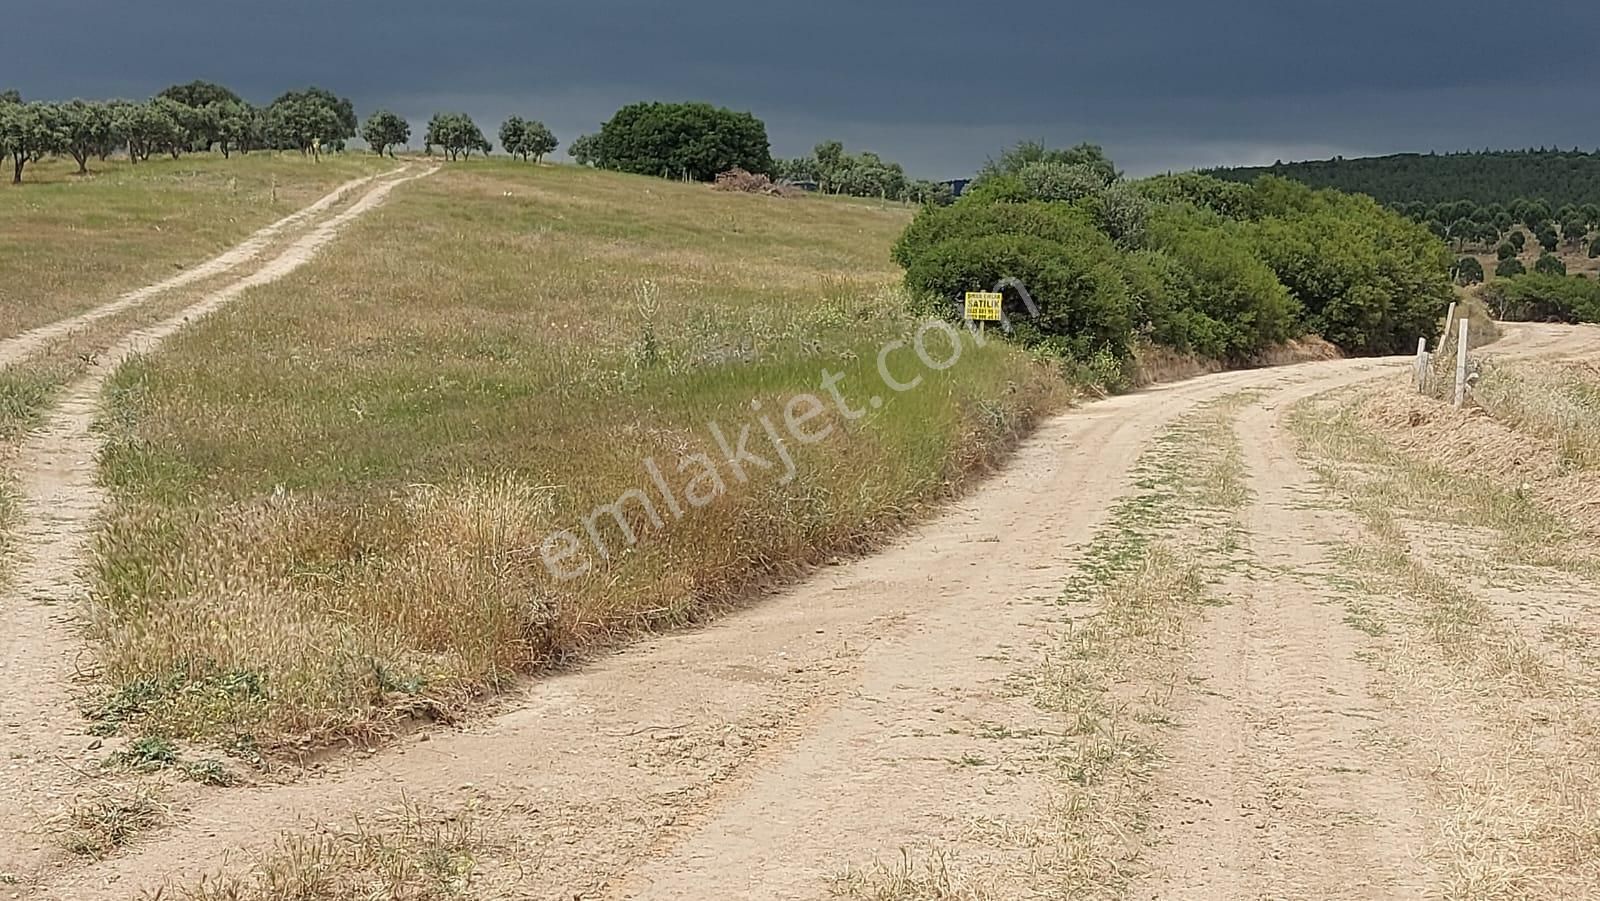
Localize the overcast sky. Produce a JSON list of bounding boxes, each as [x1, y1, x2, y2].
[[6, 0, 1598, 178]]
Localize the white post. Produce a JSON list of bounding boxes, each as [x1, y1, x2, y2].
[[1443, 301, 1457, 344], [1415, 337, 1429, 391], [1453, 319, 1470, 408]]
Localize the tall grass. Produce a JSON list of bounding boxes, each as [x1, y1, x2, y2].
[[88, 162, 1068, 747]]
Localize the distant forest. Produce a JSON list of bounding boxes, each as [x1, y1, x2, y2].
[[1206, 150, 1600, 208]]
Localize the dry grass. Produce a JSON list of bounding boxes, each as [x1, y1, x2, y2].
[[1471, 359, 1600, 471], [829, 849, 995, 900], [1128, 336, 1339, 389], [1450, 293, 1504, 349], [1291, 379, 1600, 898], [55, 782, 169, 860], [150, 801, 498, 900], [0, 153, 391, 340], [87, 161, 1069, 749]]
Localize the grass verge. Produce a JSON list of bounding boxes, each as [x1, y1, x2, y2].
[[1291, 378, 1600, 897], [86, 161, 1068, 751]]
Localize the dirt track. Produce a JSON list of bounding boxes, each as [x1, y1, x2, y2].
[[3, 224, 1597, 899], [0, 165, 432, 882]]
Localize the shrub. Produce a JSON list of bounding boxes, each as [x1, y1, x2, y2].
[[1497, 242, 1518, 261], [1497, 257, 1526, 277], [1249, 190, 1452, 355], [1135, 172, 1262, 220], [1453, 257, 1484, 285], [1016, 161, 1109, 204], [901, 232, 1134, 360], [893, 198, 1105, 270], [1143, 207, 1300, 359], [1481, 273, 1600, 322]]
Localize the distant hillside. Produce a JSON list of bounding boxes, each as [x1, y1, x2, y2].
[[1206, 150, 1600, 208]]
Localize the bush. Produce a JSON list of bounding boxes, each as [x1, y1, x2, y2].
[[894, 148, 1454, 382], [901, 231, 1135, 360], [1497, 257, 1526, 277], [1248, 181, 1453, 355], [1135, 172, 1262, 220], [1016, 161, 1109, 204], [1481, 273, 1600, 322], [1590, 235, 1600, 259], [1497, 242, 1518, 261], [893, 198, 1105, 270], [1535, 254, 1567, 276], [1454, 257, 1484, 285], [1143, 207, 1300, 359]]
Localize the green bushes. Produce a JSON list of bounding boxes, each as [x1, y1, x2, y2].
[[1142, 207, 1299, 358], [1481, 273, 1600, 322], [894, 148, 1453, 380], [895, 203, 1135, 359]]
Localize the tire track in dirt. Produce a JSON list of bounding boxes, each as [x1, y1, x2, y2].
[[0, 166, 432, 883], [33, 354, 1408, 900], [0, 169, 395, 370], [1134, 323, 1599, 900]]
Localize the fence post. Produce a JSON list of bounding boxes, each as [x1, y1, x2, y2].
[[1444, 301, 1457, 340], [1453, 319, 1469, 408], [1415, 337, 1428, 392]]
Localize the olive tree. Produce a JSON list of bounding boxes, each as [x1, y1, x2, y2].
[[361, 110, 410, 157], [424, 112, 487, 161], [2, 102, 65, 184], [499, 116, 557, 162], [57, 99, 119, 173]]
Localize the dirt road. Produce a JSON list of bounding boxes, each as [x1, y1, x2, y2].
[[0, 165, 432, 882], [6, 282, 1597, 896]]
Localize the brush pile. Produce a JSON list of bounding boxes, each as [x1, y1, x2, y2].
[[712, 168, 799, 197]]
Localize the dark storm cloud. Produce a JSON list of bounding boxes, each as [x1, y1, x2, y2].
[[6, 0, 1597, 177]]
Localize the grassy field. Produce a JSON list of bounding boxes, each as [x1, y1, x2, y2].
[[0, 152, 393, 339], [87, 161, 1068, 748]]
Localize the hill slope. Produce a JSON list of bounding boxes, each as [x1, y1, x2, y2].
[[1206, 149, 1600, 207]]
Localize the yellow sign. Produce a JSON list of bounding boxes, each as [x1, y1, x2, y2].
[[965, 292, 1003, 321]]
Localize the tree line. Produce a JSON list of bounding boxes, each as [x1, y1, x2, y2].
[[893, 143, 1456, 388], [7, 86, 932, 200], [0, 80, 561, 183]]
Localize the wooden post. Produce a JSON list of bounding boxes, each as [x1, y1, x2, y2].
[[1415, 337, 1429, 392], [1444, 301, 1457, 338], [1453, 319, 1470, 408]]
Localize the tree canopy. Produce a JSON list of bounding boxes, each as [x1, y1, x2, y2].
[[361, 110, 410, 157], [499, 116, 557, 162], [590, 101, 772, 181], [158, 80, 244, 109], [425, 112, 488, 161]]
